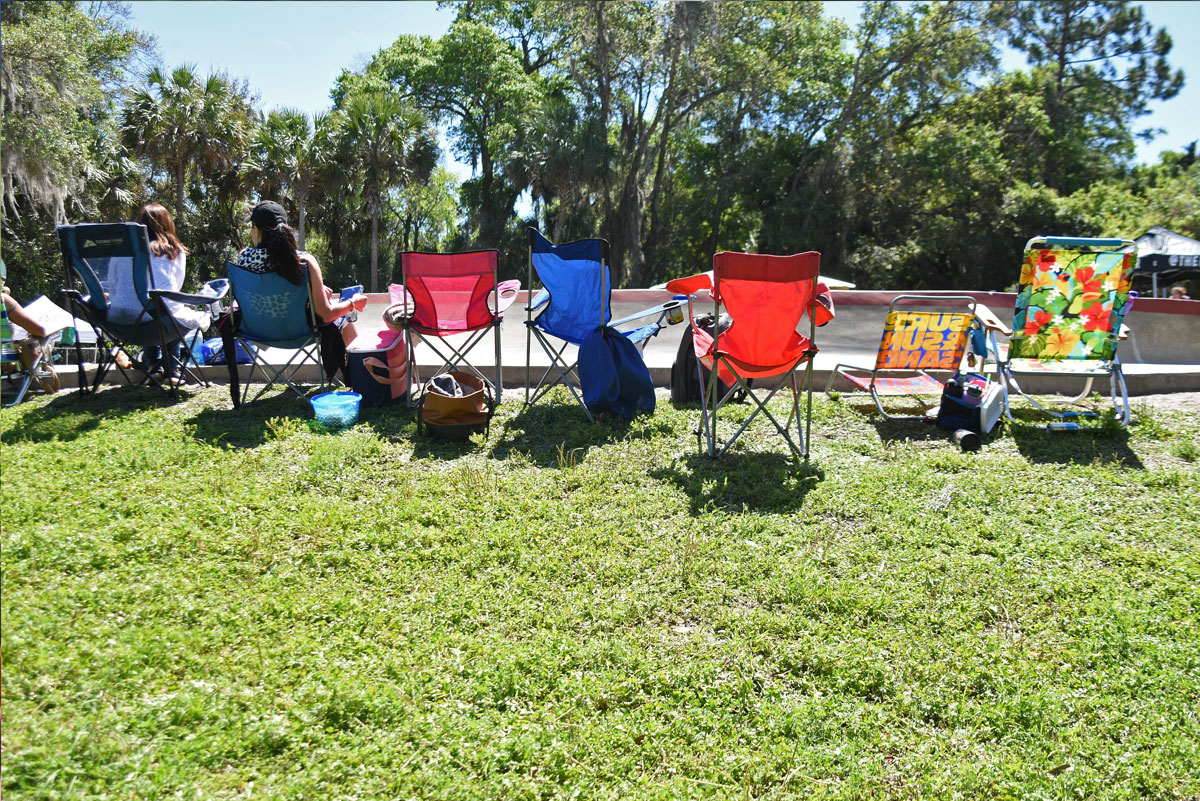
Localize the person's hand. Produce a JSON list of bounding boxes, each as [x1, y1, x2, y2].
[[352, 294, 368, 313]]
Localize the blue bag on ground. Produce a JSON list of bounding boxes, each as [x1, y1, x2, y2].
[[578, 326, 656, 420], [200, 337, 255, 365]]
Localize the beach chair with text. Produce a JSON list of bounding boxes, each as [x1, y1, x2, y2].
[[57, 222, 225, 396], [825, 294, 994, 420]]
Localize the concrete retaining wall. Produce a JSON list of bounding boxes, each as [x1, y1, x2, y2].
[[58, 289, 1200, 396]]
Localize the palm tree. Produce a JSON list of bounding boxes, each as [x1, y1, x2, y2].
[[122, 65, 251, 222], [341, 91, 438, 292], [243, 109, 340, 250]]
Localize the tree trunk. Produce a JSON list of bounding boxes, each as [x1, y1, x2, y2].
[[479, 138, 493, 239], [370, 205, 379, 293], [175, 161, 186, 223], [296, 196, 307, 251], [704, 117, 743, 260]]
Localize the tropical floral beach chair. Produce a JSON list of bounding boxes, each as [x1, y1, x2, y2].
[[979, 236, 1137, 428]]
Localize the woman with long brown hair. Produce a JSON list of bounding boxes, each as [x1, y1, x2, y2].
[[109, 203, 210, 375]]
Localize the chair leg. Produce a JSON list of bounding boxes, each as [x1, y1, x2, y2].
[[526, 329, 593, 421], [405, 329, 419, 408], [803, 358, 815, 461], [1112, 363, 1130, 426], [495, 320, 503, 404], [524, 322, 532, 405], [3, 370, 34, 407], [696, 356, 716, 458], [703, 357, 810, 461]]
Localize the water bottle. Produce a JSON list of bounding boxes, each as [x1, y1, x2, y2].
[[1047, 421, 1080, 432]]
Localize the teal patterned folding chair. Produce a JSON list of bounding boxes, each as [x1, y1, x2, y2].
[[225, 260, 326, 406], [979, 236, 1137, 428]]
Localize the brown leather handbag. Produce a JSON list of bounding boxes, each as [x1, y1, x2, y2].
[[417, 371, 495, 441]]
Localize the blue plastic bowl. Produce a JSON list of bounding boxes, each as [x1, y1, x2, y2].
[[311, 391, 361, 428]]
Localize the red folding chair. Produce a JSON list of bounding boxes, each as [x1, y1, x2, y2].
[[667, 251, 833, 461], [395, 250, 520, 404]]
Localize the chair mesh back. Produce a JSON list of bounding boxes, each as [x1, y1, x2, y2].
[[227, 261, 313, 343], [57, 223, 153, 319], [529, 229, 610, 344], [876, 311, 972, 370], [1011, 238, 1135, 361], [401, 250, 499, 332], [712, 251, 820, 367]]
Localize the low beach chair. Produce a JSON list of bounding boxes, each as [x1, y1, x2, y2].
[[2, 297, 65, 407], [667, 251, 833, 461], [825, 294, 996, 420], [979, 236, 1138, 428]]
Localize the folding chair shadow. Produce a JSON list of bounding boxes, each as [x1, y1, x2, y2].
[[667, 251, 833, 461], [394, 249, 519, 407], [225, 260, 329, 406], [57, 223, 226, 398], [825, 294, 996, 420], [524, 228, 680, 422], [976, 236, 1137, 429]]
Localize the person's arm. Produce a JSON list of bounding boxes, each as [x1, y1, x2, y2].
[[3, 292, 49, 338], [303, 254, 366, 323]]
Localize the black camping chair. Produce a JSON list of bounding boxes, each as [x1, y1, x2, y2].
[[57, 222, 226, 397]]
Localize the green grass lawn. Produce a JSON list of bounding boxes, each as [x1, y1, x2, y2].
[[2, 385, 1198, 800]]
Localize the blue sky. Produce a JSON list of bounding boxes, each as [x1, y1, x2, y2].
[[128, 0, 1199, 168]]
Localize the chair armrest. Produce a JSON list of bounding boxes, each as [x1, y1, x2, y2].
[[493, 279, 521, 315], [526, 288, 550, 312], [665, 272, 713, 294], [150, 287, 226, 308], [611, 301, 681, 328], [973, 303, 1012, 337], [385, 284, 416, 318]]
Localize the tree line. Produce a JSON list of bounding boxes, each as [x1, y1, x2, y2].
[[2, 0, 1197, 301]]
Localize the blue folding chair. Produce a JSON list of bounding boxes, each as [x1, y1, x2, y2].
[[57, 223, 226, 396], [524, 228, 679, 421], [225, 260, 335, 406]]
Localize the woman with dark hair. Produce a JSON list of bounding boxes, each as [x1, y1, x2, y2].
[[109, 203, 209, 376], [218, 200, 366, 405], [234, 201, 364, 323]]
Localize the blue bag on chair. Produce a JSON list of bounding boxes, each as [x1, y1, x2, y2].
[[578, 326, 656, 420]]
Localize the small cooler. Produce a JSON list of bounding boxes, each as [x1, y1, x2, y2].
[[346, 329, 408, 406]]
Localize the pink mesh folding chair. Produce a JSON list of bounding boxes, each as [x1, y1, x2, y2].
[[394, 250, 520, 404]]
